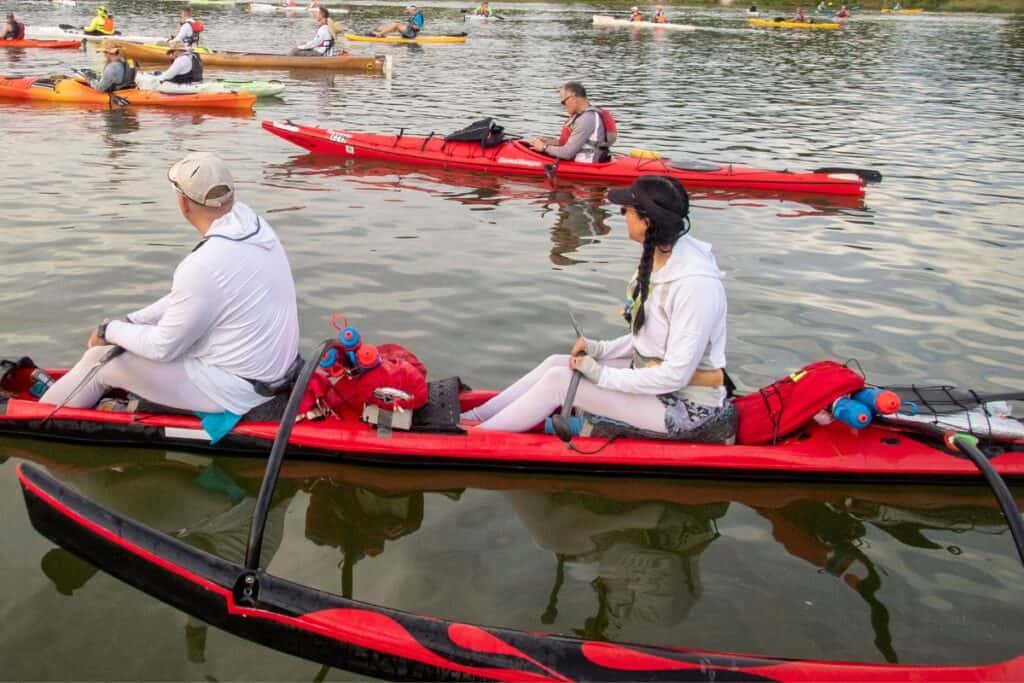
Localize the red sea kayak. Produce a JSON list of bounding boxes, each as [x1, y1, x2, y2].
[[262, 119, 877, 197], [0, 38, 82, 49], [2, 372, 1022, 482]]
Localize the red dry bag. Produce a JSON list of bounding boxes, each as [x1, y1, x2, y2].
[[733, 360, 865, 445]]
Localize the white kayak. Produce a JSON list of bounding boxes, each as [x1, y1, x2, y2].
[[25, 25, 164, 44], [592, 14, 698, 31], [464, 14, 491, 22], [134, 73, 286, 97], [248, 3, 347, 14]]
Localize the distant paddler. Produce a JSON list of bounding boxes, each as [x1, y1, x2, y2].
[[527, 81, 618, 164], [290, 7, 339, 56], [170, 7, 204, 47], [156, 40, 203, 85], [87, 42, 137, 92], [790, 6, 808, 21], [652, 5, 667, 23], [470, 1, 492, 17], [628, 6, 643, 21], [372, 4, 424, 39], [2, 12, 25, 40], [82, 6, 116, 36], [836, 5, 851, 17]]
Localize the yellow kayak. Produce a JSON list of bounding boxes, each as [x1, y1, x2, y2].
[[747, 18, 841, 30], [344, 32, 467, 44], [881, 7, 924, 13]]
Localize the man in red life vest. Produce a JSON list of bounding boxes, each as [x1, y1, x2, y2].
[[2, 13, 26, 40], [527, 81, 617, 164]]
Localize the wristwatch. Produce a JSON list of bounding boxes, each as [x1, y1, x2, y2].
[[96, 319, 111, 344]]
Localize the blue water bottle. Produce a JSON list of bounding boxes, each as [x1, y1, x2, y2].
[[852, 388, 901, 415], [831, 397, 872, 429]]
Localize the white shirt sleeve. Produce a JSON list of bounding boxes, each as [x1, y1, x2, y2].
[[595, 277, 722, 395], [300, 25, 331, 50], [125, 294, 173, 325], [104, 260, 218, 362], [172, 23, 192, 43], [594, 333, 633, 360], [158, 54, 193, 82]]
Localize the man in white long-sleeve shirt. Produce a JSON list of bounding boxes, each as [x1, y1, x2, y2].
[[157, 41, 203, 84], [170, 7, 202, 46], [41, 153, 301, 418], [290, 7, 335, 56]]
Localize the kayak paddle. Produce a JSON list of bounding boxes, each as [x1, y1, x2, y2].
[[41, 345, 124, 424]]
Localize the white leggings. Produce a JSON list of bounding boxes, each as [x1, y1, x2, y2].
[[463, 354, 668, 433], [40, 345, 223, 413]]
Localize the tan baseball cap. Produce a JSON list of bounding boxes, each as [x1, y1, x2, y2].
[[97, 41, 121, 54], [168, 152, 235, 208]]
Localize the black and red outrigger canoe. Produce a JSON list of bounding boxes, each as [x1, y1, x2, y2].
[[17, 462, 1024, 682], [261, 120, 881, 198]]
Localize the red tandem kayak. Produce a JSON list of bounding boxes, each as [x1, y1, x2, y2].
[[2, 371, 1022, 482], [261, 119, 879, 197]]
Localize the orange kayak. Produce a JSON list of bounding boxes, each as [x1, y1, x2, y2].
[[0, 38, 82, 49], [0, 77, 257, 110], [108, 39, 391, 74]]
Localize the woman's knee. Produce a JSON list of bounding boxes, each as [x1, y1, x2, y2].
[[541, 354, 570, 370], [538, 365, 574, 393]]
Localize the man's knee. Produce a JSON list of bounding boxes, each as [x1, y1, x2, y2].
[[81, 345, 112, 364]]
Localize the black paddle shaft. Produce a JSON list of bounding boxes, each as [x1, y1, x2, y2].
[[952, 434, 1024, 567], [244, 339, 330, 571]]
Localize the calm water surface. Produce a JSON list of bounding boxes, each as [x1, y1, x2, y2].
[[1, 1, 1022, 679]]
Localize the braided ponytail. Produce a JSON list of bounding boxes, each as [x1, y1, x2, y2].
[[631, 225, 657, 333]]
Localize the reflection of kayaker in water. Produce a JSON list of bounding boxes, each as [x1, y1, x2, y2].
[[545, 190, 612, 267], [35, 458, 298, 663], [303, 477, 424, 598], [462, 176, 736, 444], [757, 500, 897, 663], [505, 490, 726, 639]]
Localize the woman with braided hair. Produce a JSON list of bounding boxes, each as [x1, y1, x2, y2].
[[462, 176, 736, 443]]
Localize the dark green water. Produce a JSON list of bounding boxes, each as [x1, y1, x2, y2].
[[1, 1, 1022, 679]]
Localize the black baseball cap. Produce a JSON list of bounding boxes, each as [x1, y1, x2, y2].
[[608, 176, 689, 224]]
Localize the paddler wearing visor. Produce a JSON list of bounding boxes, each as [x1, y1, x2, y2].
[[41, 153, 301, 427], [462, 175, 736, 443]]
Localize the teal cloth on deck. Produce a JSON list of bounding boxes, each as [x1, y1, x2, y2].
[[195, 410, 243, 445]]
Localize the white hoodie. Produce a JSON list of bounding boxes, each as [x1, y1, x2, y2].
[[105, 202, 300, 415], [586, 234, 727, 406]]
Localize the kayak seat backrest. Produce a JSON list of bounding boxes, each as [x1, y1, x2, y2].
[[668, 159, 723, 173], [135, 393, 290, 422], [32, 79, 59, 91], [411, 377, 467, 434], [133, 377, 466, 430]]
